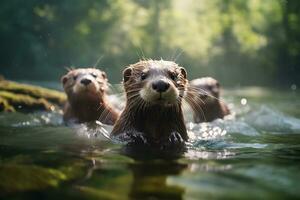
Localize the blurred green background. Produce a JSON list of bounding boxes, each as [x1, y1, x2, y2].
[[0, 0, 299, 87]]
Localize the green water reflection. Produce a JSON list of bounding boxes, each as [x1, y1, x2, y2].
[[0, 87, 299, 200]]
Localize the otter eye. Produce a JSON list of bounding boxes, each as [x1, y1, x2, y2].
[[169, 72, 177, 81], [91, 73, 97, 78], [73, 75, 78, 81], [141, 72, 147, 80]]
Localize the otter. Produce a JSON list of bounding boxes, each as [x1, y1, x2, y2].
[[110, 60, 188, 147], [186, 77, 230, 123], [61, 68, 119, 125]]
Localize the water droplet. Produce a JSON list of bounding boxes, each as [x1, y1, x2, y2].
[[241, 98, 247, 105], [291, 84, 297, 90], [50, 105, 55, 111]]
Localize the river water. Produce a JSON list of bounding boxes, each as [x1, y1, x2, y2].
[[0, 86, 299, 199]]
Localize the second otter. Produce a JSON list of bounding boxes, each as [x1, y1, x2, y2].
[[187, 77, 230, 123], [111, 60, 188, 146], [61, 68, 119, 125]]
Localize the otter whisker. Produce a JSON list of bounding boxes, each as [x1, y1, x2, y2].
[[185, 90, 206, 105], [174, 49, 184, 62], [185, 93, 206, 107], [140, 99, 148, 113], [126, 92, 140, 97], [93, 55, 104, 68], [181, 98, 190, 112], [137, 47, 147, 61], [187, 86, 215, 99], [191, 87, 228, 106], [98, 106, 109, 123], [107, 90, 126, 97], [123, 81, 142, 89], [188, 85, 227, 104], [132, 98, 144, 114], [170, 48, 179, 61], [126, 88, 143, 93], [127, 96, 142, 109], [64, 66, 73, 72], [127, 96, 141, 103], [183, 96, 207, 122], [97, 105, 112, 125], [113, 83, 125, 87], [136, 100, 143, 114]]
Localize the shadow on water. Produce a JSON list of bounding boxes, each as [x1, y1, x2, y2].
[[128, 161, 187, 200], [118, 144, 188, 199]]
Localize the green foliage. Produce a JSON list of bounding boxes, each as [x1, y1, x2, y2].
[[0, 0, 299, 86]]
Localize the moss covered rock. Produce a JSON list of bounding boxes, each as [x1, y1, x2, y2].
[[0, 165, 67, 193], [0, 96, 15, 112], [0, 79, 66, 112]]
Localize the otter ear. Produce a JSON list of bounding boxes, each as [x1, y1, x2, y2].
[[180, 67, 187, 79], [61, 75, 68, 85], [123, 67, 132, 83], [102, 72, 107, 79]]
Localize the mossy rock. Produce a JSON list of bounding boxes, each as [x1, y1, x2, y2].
[[0, 80, 66, 105], [0, 79, 66, 112], [0, 163, 86, 194], [75, 186, 123, 200], [0, 97, 15, 112], [0, 164, 67, 193], [0, 91, 55, 112]]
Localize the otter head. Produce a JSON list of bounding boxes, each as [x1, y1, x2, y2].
[[61, 68, 108, 101], [123, 60, 187, 106], [190, 77, 220, 104]]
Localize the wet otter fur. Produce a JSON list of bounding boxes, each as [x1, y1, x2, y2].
[[110, 60, 188, 147], [61, 68, 118, 125], [186, 77, 230, 123]]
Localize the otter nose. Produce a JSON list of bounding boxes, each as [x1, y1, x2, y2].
[[152, 80, 170, 93], [80, 79, 92, 86]]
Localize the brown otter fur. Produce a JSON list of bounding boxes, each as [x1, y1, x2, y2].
[[110, 60, 188, 145], [186, 77, 230, 123], [61, 68, 119, 125]]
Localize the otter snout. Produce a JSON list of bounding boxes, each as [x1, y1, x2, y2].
[[140, 77, 179, 104], [80, 78, 92, 86], [73, 74, 100, 94], [152, 80, 170, 93]]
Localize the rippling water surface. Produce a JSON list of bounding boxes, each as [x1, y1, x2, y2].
[[0, 86, 299, 199]]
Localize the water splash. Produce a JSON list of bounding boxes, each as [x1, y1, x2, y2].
[[0, 112, 63, 127], [71, 121, 113, 141], [244, 106, 300, 134]]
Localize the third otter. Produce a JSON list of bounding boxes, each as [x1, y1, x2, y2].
[[61, 68, 119, 125], [110, 60, 188, 146], [186, 77, 230, 123]]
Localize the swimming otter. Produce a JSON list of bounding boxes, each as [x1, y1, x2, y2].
[[61, 68, 119, 125], [111, 60, 188, 146], [186, 77, 230, 123]]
